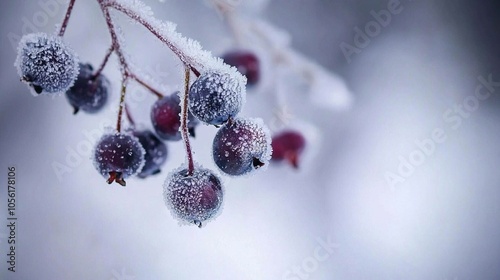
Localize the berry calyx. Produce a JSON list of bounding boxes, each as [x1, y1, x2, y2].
[[151, 92, 198, 141], [65, 63, 109, 114], [271, 130, 306, 168], [212, 118, 272, 176], [15, 33, 79, 94], [188, 70, 245, 126], [163, 166, 223, 227], [132, 129, 168, 178], [222, 50, 260, 86], [93, 132, 145, 186]]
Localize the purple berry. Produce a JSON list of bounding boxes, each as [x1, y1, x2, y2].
[[188, 70, 245, 125], [65, 63, 109, 114], [15, 33, 79, 94], [163, 166, 223, 227], [222, 51, 260, 86], [133, 129, 168, 178], [151, 92, 198, 141], [212, 118, 272, 176], [271, 131, 306, 168], [93, 132, 145, 186]]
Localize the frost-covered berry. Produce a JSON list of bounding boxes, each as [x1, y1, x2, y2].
[[15, 33, 79, 94], [65, 63, 109, 114], [151, 92, 198, 141], [188, 70, 245, 125], [163, 166, 223, 227], [212, 118, 272, 176], [222, 51, 260, 86], [93, 132, 145, 186], [133, 129, 168, 178], [271, 130, 306, 168]]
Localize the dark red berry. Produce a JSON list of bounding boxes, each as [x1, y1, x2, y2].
[[163, 167, 223, 227], [151, 92, 198, 141], [132, 129, 168, 178], [65, 63, 109, 114], [188, 71, 245, 126], [271, 131, 306, 168], [222, 51, 260, 86], [93, 133, 145, 186], [212, 118, 272, 176]]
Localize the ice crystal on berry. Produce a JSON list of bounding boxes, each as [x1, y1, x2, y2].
[[15, 33, 79, 94], [213, 118, 272, 176], [188, 70, 245, 125], [93, 132, 145, 186], [163, 166, 224, 227]]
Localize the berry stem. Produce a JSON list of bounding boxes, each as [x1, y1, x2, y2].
[[104, 0, 201, 77], [181, 66, 195, 176], [58, 0, 76, 37], [116, 79, 128, 133], [129, 74, 164, 99], [92, 45, 115, 80]]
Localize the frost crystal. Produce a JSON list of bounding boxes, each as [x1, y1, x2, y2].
[[188, 71, 245, 125], [15, 33, 79, 95], [212, 117, 272, 176], [93, 132, 145, 184], [163, 165, 224, 227]]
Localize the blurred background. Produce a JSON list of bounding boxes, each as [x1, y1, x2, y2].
[[1, 0, 500, 279]]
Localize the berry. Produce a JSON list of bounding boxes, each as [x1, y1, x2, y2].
[[15, 33, 79, 94], [212, 118, 272, 176], [151, 92, 198, 141], [93, 132, 145, 186], [271, 131, 306, 168], [188, 70, 245, 125], [133, 129, 168, 178], [222, 51, 260, 86], [163, 166, 223, 227], [65, 63, 109, 114]]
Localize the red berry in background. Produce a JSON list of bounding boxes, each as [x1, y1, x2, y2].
[[271, 130, 306, 169], [222, 50, 260, 86]]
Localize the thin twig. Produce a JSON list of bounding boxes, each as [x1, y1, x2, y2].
[[92, 45, 115, 80], [130, 74, 164, 99], [58, 0, 76, 37], [106, 1, 201, 77], [181, 66, 194, 175], [116, 79, 128, 133]]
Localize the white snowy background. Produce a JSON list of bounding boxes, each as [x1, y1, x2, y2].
[[1, 0, 500, 279]]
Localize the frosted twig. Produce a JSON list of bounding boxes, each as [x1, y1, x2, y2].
[[116, 78, 128, 133], [129, 74, 164, 99], [181, 66, 195, 175], [92, 45, 115, 80], [58, 0, 76, 37]]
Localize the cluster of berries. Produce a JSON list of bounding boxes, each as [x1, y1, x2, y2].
[[15, 32, 304, 227]]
